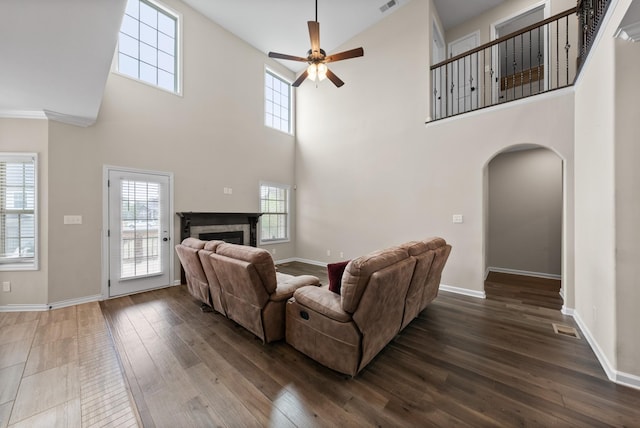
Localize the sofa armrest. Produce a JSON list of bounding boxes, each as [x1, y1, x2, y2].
[[292, 286, 351, 322], [271, 275, 320, 302]]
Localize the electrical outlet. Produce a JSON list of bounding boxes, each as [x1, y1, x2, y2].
[[2, 281, 10, 292], [326, 250, 331, 256], [272, 248, 277, 255], [339, 252, 344, 258]]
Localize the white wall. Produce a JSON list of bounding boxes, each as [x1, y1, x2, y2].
[[296, 0, 575, 297], [45, 0, 297, 303], [0, 118, 49, 306], [614, 37, 640, 376], [488, 147, 562, 276], [573, 0, 633, 378]]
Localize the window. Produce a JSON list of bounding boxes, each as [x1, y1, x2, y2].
[[265, 70, 292, 133], [117, 0, 179, 93], [0, 153, 37, 270], [260, 183, 289, 243]]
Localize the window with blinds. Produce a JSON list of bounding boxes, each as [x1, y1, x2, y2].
[[0, 153, 38, 270], [259, 183, 289, 243]]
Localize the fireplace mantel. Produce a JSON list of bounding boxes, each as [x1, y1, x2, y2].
[[176, 212, 262, 247]]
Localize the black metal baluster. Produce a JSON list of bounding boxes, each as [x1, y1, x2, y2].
[[556, 19, 559, 90], [520, 33, 524, 99], [565, 15, 570, 86], [512, 37, 516, 101]]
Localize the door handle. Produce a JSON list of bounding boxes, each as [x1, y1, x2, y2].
[[163, 237, 169, 242]]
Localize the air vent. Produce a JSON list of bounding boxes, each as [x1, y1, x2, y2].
[[379, 0, 398, 13], [552, 323, 580, 339]]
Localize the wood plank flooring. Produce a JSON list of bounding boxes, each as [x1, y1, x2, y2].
[[485, 271, 564, 310], [0, 302, 140, 428], [97, 262, 640, 427]]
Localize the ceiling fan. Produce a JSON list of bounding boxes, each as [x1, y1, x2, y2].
[[268, 0, 364, 88]]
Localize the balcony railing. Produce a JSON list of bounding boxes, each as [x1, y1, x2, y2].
[[430, 7, 578, 121]]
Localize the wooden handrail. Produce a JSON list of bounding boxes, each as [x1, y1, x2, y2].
[[430, 6, 578, 71]]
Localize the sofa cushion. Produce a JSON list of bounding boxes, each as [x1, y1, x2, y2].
[[294, 286, 351, 322], [215, 243, 278, 293], [341, 246, 409, 313], [271, 275, 321, 302], [203, 240, 225, 251], [327, 260, 350, 295], [181, 237, 206, 250]]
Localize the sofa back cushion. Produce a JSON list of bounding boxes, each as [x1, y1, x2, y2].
[[399, 240, 436, 328], [209, 253, 270, 308], [421, 238, 452, 309], [215, 243, 277, 294], [175, 238, 209, 304], [341, 246, 409, 313], [352, 256, 416, 371]]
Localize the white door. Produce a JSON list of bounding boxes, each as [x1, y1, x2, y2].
[[448, 32, 479, 115], [107, 169, 172, 297]]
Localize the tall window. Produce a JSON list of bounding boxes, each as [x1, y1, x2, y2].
[[117, 0, 179, 93], [265, 70, 291, 133], [0, 153, 37, 270], [260, 183, 289, 243]]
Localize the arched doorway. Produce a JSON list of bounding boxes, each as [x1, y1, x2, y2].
[[484, 145, 563, 309]]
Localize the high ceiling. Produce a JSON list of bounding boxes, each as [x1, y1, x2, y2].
[[433, 0, 508, 30]]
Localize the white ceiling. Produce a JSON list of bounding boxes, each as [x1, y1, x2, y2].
[[0, 0, 127, 126]]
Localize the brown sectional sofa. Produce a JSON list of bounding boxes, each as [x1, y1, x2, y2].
[[285, 237, 451, 376], [175, 239, 320, 343]]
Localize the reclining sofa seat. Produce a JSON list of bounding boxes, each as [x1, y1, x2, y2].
[[399, 237, 451, 330], [286, 237, 452, 376], [175, 238, 211, 307], [197, 240, 226, 315], [286, 245, 417, 376], [209, 243, 320, 343]]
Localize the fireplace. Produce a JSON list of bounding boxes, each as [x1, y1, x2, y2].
[[176, 212, 262, 283], [198, 230, 244, 244]]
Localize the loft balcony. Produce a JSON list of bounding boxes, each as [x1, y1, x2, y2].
[[428, 0, 611, 122]]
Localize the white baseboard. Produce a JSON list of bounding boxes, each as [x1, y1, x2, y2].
[[487, 266, 561, 280], [274, 257, 298, 265], [571, 310, 640, 390], [1, 294, 103, 312], [0, 303, 50, 312], [287, 257, 328, 267], [173, 280, 181, 286], [439, 283, 486, 299], [49, 294, 103, 310]]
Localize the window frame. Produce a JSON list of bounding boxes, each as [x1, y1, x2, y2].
[[114, 0, 182, 95], [259, 181, 290, 244], [0, 153, 38, 271], [264, 68, 294, 135]]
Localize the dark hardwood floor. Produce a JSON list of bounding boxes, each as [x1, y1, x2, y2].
[[100, 262, 640, 427], [485, 271, 564, 310]]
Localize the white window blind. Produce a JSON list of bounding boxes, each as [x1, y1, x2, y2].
[[260, 183, 289, 243], [0, 153, 37, 270]]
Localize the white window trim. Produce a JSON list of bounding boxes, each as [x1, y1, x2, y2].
[[264, 67, 295, 136], [259, 181, 290, 245], [112, 0, 183, 96], [0, 152, 38, 271]]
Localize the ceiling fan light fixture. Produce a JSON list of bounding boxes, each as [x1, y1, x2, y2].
[[306, 63, 328, 82]]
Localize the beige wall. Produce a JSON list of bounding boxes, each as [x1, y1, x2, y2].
[[488, 147, 562, 276], [295, 0, 575, 297], [574, 0, 633, 376], [614, 37, 640, 375], [46, 0, 297, 302], [0, 118, 48, 306]]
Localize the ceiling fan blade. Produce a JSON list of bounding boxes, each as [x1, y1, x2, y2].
[[325, 68, 344, 88], [268, 52, 308, 62], [308, 21, 320, 54], [325, 47, 364, 63], [292, 70, 309, 87]]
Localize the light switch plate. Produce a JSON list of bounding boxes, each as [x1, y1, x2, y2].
[[64, 215, 82, 225]]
